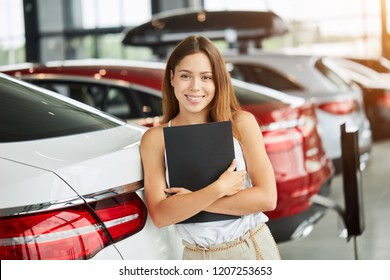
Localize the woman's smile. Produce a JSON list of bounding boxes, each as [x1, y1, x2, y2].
[[185, 94, 205, 103]]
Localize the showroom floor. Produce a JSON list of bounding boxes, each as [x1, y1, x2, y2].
[[277, 139, 390, 260]]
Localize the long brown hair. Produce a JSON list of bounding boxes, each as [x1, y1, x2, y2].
[[162, 35, 241, 137]]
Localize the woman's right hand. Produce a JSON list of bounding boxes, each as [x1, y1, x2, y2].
[[216, 159, 246, 197]]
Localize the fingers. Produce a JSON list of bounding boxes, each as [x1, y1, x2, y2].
[[227, 159, 246, 174], [237, 170, 246, 178], [164, 187, 191, 195], [164, 187, 181, 194], [227, 159, 237, 172], [225, 159, 246, 181]]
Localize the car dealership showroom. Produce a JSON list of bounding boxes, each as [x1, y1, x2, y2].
[[1, 0, 390, 264]]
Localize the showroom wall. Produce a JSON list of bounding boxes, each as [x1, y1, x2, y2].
[[0, 0, 387, 66]]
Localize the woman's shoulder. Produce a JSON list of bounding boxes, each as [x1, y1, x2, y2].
[[233, 110, 258, 127], [140, 124, 167, 147]]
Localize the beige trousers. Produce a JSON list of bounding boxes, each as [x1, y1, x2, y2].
[[182, 223, 281, 260]]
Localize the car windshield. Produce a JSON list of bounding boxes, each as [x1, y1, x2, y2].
[[0, 77, 121, 142]]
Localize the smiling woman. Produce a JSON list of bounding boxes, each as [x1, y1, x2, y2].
[[140, 35, 281, 260]]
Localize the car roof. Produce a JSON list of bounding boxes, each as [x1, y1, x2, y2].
[[0, 59, 166, 90], [224, 52, 359, 94]]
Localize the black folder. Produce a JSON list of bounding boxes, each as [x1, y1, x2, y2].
[[163, 121, 240, 223]]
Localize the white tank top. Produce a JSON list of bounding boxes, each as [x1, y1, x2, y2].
[[165, 120, 269, 246]]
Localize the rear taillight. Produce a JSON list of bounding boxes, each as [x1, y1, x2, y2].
[[261, 119, 304, 152], [261, 103, 316, 141], [91, 192, 147, 243], [297, 103, 320, 137], [0, 191, 147, 260], [0, 205, 108, 260], [378, 92, 390, 109], [318, 100, 356, 114]]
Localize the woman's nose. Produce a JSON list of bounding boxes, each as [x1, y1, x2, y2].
[[189, 78, 201, 91]]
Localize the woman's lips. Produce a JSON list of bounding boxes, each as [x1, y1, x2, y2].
[[186, 95, 205, 103]]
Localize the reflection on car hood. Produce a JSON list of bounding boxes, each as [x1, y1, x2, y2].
[[0, 158, 78, 209]]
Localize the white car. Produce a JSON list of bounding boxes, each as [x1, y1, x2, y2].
[[0, 73, 182, 260], [330, 57, 390, 141], [0, 59, 335, 243], [225, 51, 373, 173]]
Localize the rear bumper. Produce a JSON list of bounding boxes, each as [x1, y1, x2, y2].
[[268, 204, 327, 243], [267, 179, 332, 243]]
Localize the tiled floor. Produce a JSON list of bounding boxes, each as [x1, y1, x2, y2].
[[277, 139, 390, 260]]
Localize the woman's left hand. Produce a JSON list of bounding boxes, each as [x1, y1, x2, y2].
[[164, 187, 192, 196]]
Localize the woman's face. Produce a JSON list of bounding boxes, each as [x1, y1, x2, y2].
[[170, 52, 215, 116]]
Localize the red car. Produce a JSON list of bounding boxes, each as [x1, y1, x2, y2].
[[1, 59, 334, 243]]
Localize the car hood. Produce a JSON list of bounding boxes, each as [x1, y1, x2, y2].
[[0, 125, 145, 199]]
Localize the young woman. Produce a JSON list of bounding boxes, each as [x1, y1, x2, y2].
[[140, 35, 280, 260]]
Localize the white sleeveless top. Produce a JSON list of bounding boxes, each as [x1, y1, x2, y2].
[[165, 121, 269, 246]]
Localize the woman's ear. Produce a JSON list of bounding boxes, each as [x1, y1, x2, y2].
[[170, 69, 174, 87]]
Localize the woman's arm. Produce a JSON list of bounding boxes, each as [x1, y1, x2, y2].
[[205, 110, 278, 216], [140, 126, 245, 228]]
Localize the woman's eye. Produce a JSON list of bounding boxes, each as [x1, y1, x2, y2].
[[202, 76, 213, 81], [180, 74, 191, 80]]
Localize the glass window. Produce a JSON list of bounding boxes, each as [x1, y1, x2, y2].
[[0, 76, 120, 142], [30, 81, 105, 110], [106, 87, 162, 120], [28, 79, 162, 121], [315, 58, 352, 90], [122, 0, 151, 26], [229, 63, 303, 91], [96, 34, 123, 59], [0, 0, 25, 65], [40, 36, 66, 62], [65, 36, 95, 60], [135, 90, 163, 117], [227, 63, 254, 82], [79, 0, 151, 29], [38, 0, 65, 33], [233, 83, 286, 105], [106, 88, 133, 119]]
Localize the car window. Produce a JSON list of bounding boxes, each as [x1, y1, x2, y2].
[[0, 78, 120, 142], [233, 84, 286, 105], [32, 81, 105, 110], [229, 63, 303, 91], [135, 89, 163, 117], [315, 58, 352, 90], [30, 80, 162, 121], [106, 88, 133, 118], [106, 87, 162, 120]]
